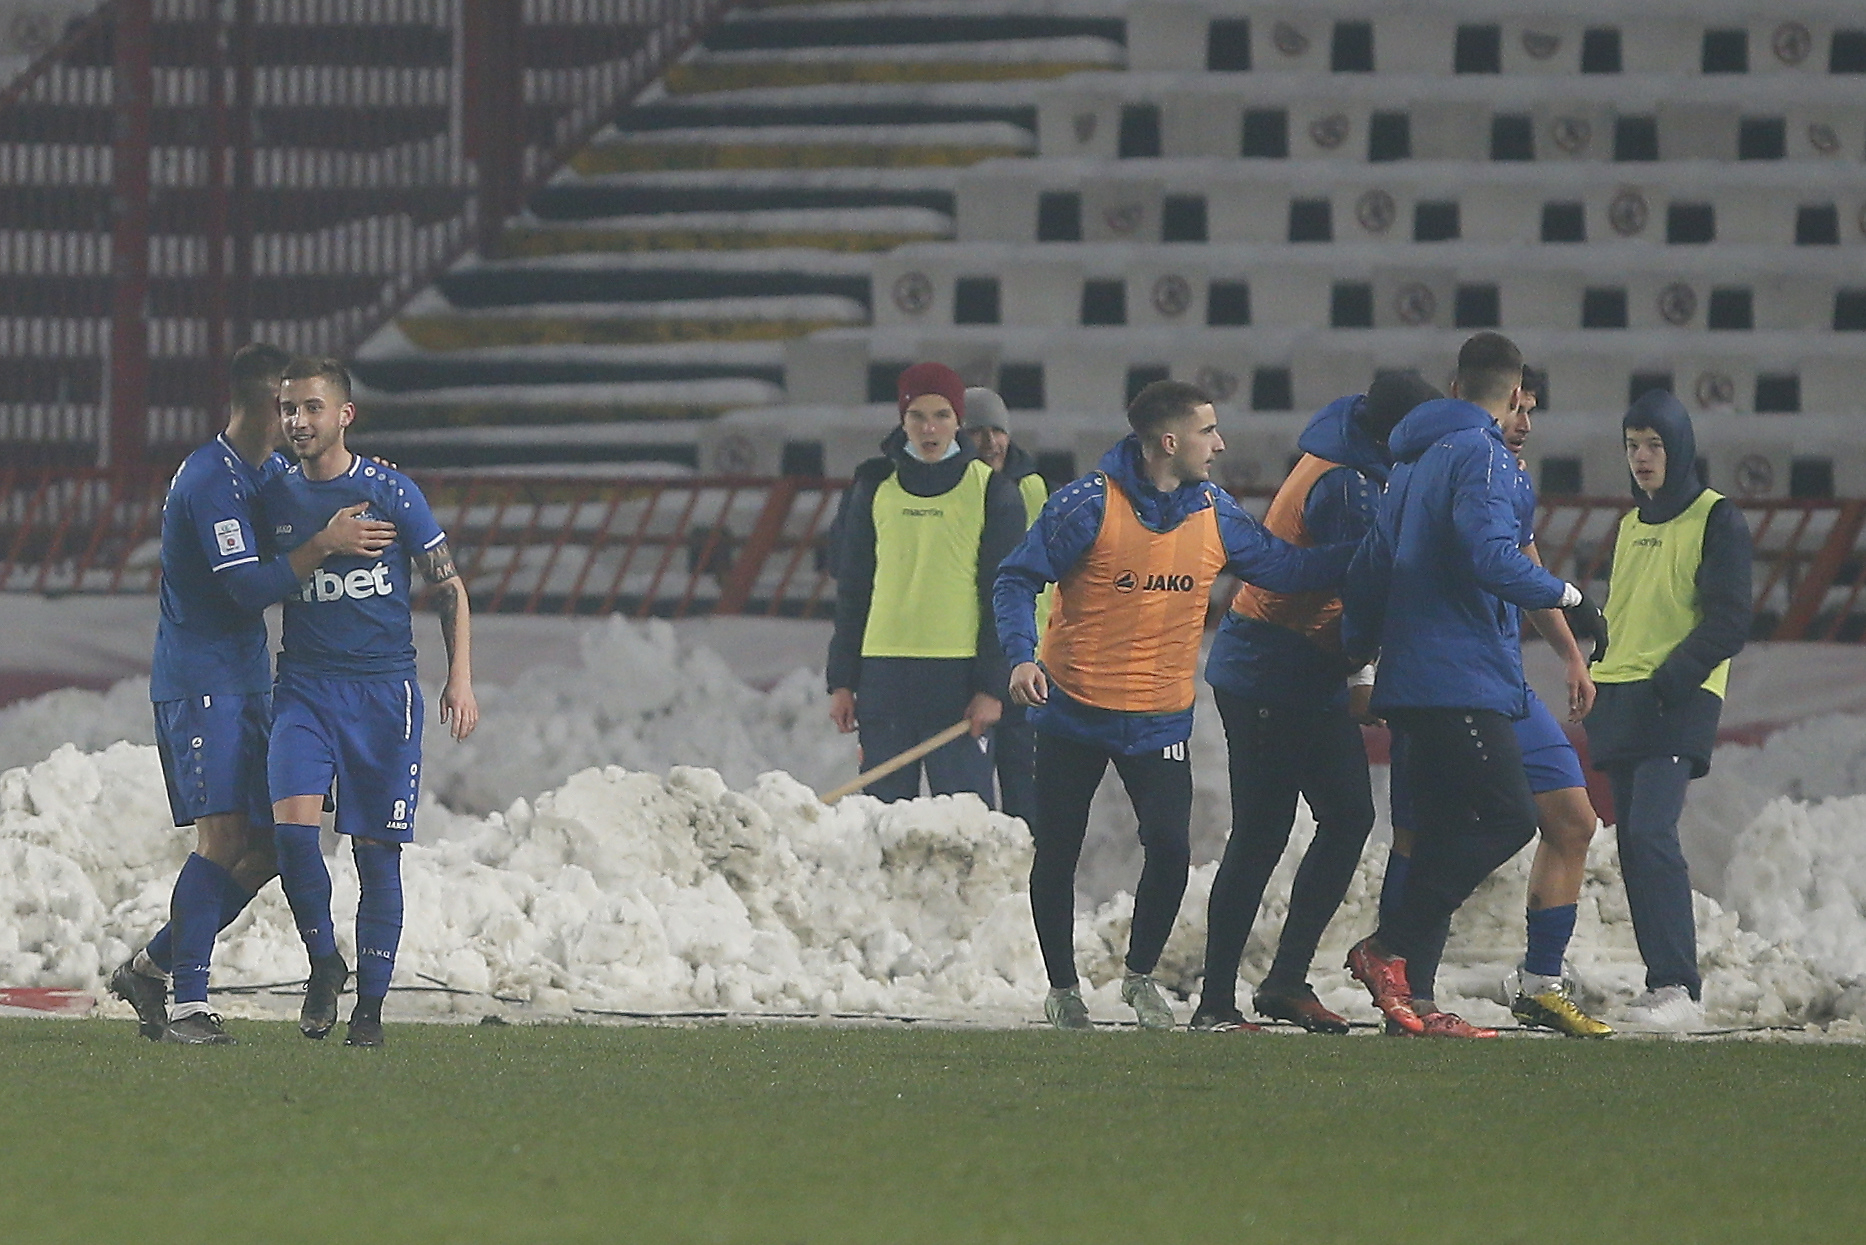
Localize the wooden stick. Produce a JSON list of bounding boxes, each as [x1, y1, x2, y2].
[[819, 719, 974, 804]]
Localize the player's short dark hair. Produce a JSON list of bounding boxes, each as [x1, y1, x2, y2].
[[279, 356, 353, 403], [1127, 379, 1212, 441], [228, 342, 290, 414], [1361, 370, 1442, 442], [1455, 332, 1524, 406]]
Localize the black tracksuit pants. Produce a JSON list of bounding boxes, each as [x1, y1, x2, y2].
[[1374, 708, 1539, 970], [856, 656, 995, 805], [1201, 691, 1375, 1008], [1028, 730, 1192, 989]]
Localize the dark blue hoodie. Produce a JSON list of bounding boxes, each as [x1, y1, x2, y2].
[[993, 435, 1353, 754], [1205, 394, 1391, 706], [1341, 397, 1568, 717]]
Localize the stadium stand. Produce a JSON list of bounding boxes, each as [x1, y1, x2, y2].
[[5, 0, 1865, 494]]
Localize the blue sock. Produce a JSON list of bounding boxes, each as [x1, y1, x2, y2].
[[1524, 904, 1579, 978], [168, 854, 233, 1005], [146, 865, 259, 974], [274, 823, 337, 960], [145, 924, 174, 974], [1378, 848, 1411, 929], [352, 841, 404, 1002]]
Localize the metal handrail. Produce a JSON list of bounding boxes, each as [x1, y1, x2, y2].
[[6, 469, 1866, 637]]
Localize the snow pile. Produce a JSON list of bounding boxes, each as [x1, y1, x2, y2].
[[419, 616, 857, 813], [0, 679, 157, 776], [1, 733, 1860, 1030], [6, 618, 1866, 1029], [0, 742, 1052, 1016]]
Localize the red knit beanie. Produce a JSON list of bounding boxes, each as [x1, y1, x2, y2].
[[896, 361, 967, 424]]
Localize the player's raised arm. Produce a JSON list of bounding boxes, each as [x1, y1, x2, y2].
[[285, 503, 396, 583], [417, 539, 477, 741]]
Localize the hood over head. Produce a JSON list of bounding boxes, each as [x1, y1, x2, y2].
[[1623, 388, 1703, 523], [1295, 382, 1432, 478], [1360, 371, 1444, 449], [1386, 397, 1499, 464]]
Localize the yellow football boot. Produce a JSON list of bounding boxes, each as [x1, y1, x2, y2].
[[1512, 984, 1613, 1038]]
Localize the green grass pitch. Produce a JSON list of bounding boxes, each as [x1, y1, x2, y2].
[[6, 1017, 1863, 1243]]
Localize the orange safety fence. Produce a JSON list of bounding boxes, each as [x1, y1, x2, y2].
[[4, 467, 1866, 637]]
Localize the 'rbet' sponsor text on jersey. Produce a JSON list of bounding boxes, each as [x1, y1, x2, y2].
[[260, 457, 446, 680], [300, 563, 394, 602]]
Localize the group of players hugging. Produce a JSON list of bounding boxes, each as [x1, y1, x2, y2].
[[110, 326, 1747, 1042], [108, 346, 477, 1046], [828, 332, 1749, 1036]]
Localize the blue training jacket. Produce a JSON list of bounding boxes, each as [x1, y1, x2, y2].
[[993, 435, 1352, 754], [1205, 394, 1390, 707], [1341, 398, 1566, 717]]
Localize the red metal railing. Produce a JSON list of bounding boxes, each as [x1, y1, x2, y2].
[[4, 469, 1866, 636], [0, 468, 848, 618], [0, 0, 730, 468]]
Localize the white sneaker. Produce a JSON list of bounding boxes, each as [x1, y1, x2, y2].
[[1619, 985, 1704, 1032]]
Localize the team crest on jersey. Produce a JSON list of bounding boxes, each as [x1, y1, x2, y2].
[[213, 519, 246, 556]]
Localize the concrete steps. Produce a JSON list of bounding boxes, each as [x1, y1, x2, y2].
[[353, 0, 1128, 467]]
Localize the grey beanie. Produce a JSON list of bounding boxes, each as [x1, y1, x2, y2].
[[964, 387, 1011, 433]]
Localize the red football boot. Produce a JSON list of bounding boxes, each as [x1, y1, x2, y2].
[[1253, 987, 1351, 1035], [1344, 937, 1424, 1035], [1416, 1010, 1499, 1039]]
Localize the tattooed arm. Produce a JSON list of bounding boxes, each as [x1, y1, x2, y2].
[[417, 541, 478, 741]]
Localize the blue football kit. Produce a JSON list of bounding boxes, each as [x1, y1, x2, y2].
[[150, 434, 296, 827], [139, 432, 301, 1016], [261, 451, 449, 1021], [261, 452, 446, 842]]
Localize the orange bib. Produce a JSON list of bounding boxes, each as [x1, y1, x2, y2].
[[1039, 474, 1227, 714], [1229, 454, 1344, 652]]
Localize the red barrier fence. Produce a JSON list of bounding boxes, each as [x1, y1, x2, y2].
[[0, 0, 729, 468], [0, 468, 847, 618], [5, 468, 1866, 638]]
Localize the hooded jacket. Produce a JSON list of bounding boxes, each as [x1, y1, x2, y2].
[[1583, 391, 1753, 774], [998, 440, 1050, 520], [1341, 397, 1568, 717], [826, 425, 1027, 697], [1206, 393, 1392, 706], [993, 435, 1353, 753]]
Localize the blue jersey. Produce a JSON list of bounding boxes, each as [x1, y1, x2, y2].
[[262, 454, 446, 681], [150, 435, 290, 702]]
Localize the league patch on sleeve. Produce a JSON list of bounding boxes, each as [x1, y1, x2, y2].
[[213, 518, 247, 556]]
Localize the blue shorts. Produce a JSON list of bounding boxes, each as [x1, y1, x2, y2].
[[1388, 688, 1584, 830], [153, 692, 273, 828], [268, 672, 423, 843]]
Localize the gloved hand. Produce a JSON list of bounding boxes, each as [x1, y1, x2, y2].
[[1562, 592, 1609, 664], [1649, 661, 1692, 709]]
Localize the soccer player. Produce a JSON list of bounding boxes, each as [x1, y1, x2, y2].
[[993, 380, 1353, 1031], [107, 343, 395, 1045], [1192, 371, 1440, 1035], [1584, 389, 1752, 1031], [965, 385, 1049, 822], [826, 363, 1026, 803], [263, 356, 477, 1048], [1339, 333, 1606, 1037], [1378, 373, 1615, 1038]]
